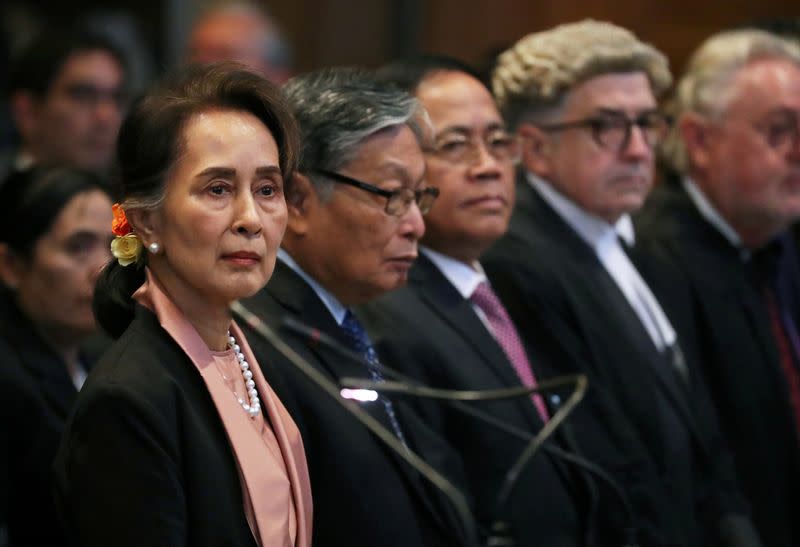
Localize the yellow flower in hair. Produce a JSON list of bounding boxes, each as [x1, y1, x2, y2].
[[111, 233, 143, 267]]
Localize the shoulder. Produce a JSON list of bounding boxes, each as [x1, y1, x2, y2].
[[78, 308, 195, 419], [635, 180, 696, 245]]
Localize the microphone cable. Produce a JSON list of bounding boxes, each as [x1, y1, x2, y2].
[[231, 301, 480, 547], [279, 316, 644, 546]]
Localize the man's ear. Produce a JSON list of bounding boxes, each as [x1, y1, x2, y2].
[[678, 112, 713, 172], [517, 122, 555, 178], [10, 91, 40, 143], [126, 208, 160, 248], [285, 172, 318, 237], [0, 243, 25, 290]]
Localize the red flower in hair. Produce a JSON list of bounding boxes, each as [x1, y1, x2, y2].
[[111, 203, 131, 236]]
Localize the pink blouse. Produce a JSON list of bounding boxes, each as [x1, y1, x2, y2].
[[134, 270, 312, 547]]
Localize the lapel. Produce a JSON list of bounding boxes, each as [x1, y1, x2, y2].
[[0, 298, 78, 419], [648, 182, 786, 412], [522, 184, 704, 446], [265, 262, 468, 541], [409, 254, 545, 431], [408, 255, 593, 512], [265, 263, 396, 426]]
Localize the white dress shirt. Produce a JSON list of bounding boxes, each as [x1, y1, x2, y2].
[[421, 247, 494, 332], [527, 172, 677, 352], [682, 177, 749, 260]]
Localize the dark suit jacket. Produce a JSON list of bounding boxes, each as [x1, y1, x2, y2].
[[240, 261, 471, 547], [360, 254, 678, 547], [634, 178, 800, 546], [53, 306, 260, 547], [482, 174, 756, 547], [0, 294, 103, 547]]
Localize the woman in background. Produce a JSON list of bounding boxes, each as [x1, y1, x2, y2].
[[0, 165, 114, 546], [54, 62, 312, 547]]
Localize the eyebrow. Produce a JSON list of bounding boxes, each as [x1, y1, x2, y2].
[[195, 165, 282, 179], [590, 107, 659, 117], [66, 230, 102, 239], [373, 160, 426, 188], [762, 107, 800, 118], [437, 122, 507, 137]]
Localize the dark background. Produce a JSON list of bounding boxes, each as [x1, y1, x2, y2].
[[2, 0, 798, 90]]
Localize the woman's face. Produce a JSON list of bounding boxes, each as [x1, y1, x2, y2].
[[144, 108, 288, 310], [12, 189, 113, 340]]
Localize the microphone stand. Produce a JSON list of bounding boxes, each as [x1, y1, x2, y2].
[[231, 301, 480, 547], [340, 376, 588, 547], [282, 316, 640, 547]]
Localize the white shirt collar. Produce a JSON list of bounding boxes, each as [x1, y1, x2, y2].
[[526, 171, 677, 351], [420, 247, 487, 299], [682, 177, 746, 258], [278, 248, 348, 325], [526, 171, 635, 249]]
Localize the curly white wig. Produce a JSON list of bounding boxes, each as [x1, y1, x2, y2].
[[492, 20, 671, 128]]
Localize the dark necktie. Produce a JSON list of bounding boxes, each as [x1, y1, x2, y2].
[[751, 241, 800, 443], [341, 310, 409, 448], [470, 281, 549, 422], [763, 284, 800, 444]]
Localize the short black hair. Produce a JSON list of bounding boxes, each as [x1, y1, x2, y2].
[[0, 165, 112, 258], [9, 26, 128, 97], [375, 54, 488, 95]]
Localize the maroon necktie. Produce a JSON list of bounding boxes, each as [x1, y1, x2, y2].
[[470, 281, 550, 422], [764, 287, 800, 443]]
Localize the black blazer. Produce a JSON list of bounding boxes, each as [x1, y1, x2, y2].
[[634, 178, 800, 546], [482, 175, 756, 547], [240, 261, 472, 547], [0, 294, 103, 547], [53, 306, 260, 547], [360, 253, 677, 547]]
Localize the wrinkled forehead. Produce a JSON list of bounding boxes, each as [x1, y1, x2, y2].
[[561, 71, 658, 116], [418, 71, 504, 132], [723, 58, 800, 118], [343, 124, 426, 184]]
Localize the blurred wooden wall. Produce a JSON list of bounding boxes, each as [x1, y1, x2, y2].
[[4, 0, 797, 83], [272, 0, 798, 79]]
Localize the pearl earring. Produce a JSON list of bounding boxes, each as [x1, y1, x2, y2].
[[148, 242, 161, 254]]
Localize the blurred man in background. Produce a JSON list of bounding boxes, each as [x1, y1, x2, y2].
[[4, 28, 127, 180], [187, 1, 293, 84], [636, 29, 800, 545]]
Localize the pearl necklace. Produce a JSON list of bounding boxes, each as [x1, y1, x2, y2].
[[228, 332, 261, 418]]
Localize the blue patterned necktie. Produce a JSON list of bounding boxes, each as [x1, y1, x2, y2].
[[341, 310, 409, 448]]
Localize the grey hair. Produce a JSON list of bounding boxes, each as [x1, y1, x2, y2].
[[492, 19, 672, 129], [662, 29, 800, 173], [283, 66, 430, 199]]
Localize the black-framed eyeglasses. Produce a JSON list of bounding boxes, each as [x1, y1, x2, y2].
[[537, 111, 670, 152], [427, 129, 520, 165], [313, 169, 440, 216]]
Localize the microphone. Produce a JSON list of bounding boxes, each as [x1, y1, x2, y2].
[[230, 301, 480, 547], [281, 316, 639, 547]]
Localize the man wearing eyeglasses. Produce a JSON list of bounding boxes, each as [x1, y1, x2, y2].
[[634, 30, 800, 546], [484, 21, 761, 547], [240, 67, 472, 547], [361, 55, 680, 547]]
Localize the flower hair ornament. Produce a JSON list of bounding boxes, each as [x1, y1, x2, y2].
[[110, 203, 143, 267]]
